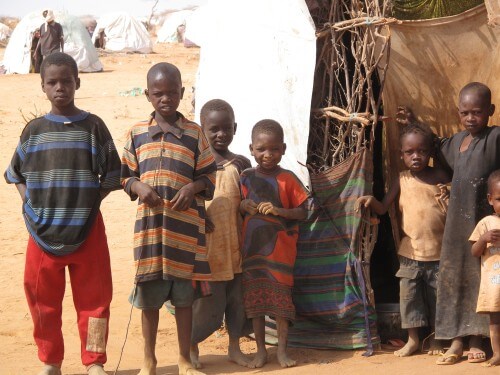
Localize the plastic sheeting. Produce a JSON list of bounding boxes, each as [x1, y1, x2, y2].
[[0, 22, 11, 41], [192, 0, 316, 185], [391, 0, 483, 20], [379, 4, 500, 241], [2, 11, 102, 74], [156, 10, 193, 43], [93, 12, 153, 53]]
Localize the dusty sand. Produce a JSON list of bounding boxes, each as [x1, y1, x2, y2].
[[0, 44, 493, 375]]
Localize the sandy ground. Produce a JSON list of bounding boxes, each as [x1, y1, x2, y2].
[[0, 44, 495, 375]]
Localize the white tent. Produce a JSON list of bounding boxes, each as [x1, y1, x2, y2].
[[193, 0, 315, 185], [156, 10, 193, 43], [0, 22, 11, 42], [2, 11, 103, 74], [93, 12, 153, 53]]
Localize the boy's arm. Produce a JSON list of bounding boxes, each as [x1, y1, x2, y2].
[[15, 183, 27, 202], [470, 230, 500, 257], [170, 178, 210, 211], [356, 177, 400, 215], [257, 202, 307, 220]]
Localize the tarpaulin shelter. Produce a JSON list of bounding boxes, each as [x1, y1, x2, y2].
[[0, 22, 11, 42], [1, 11, 103, 74], [92, 12, 153, 53]]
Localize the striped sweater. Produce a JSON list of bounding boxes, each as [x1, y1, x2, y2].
[[5, 112, 122, 255], [121, 112, 217, 282]]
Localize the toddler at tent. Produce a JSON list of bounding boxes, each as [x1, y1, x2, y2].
[[121, 62, 217, 375], [239, 119, 309, 368], [356, 122, 449, 357], [189, 99, 253, 369], [469, 169, 500, 367], [4, 52, 121, 375], [398, 82, 500, 365]]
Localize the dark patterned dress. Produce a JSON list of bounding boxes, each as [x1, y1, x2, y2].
[[240, 167, 309, 320], [435, 126, 500, 339]]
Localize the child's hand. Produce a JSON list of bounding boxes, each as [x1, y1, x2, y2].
[[257, 202, 279, 216], [355, 195, 374, 212], [435, 184, 449, 213], [205, 217, 215, 233], [171, 184, 196, 211], [396, 106, 417, 126], [481, 229, 500, 245], [133, 181, 163, 207], [240, 199, 258, 215]]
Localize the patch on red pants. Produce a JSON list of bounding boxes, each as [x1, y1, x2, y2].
[[86, 317, 107, 353]]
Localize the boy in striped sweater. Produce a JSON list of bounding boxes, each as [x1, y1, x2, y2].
[[5, 52, 121, 375]]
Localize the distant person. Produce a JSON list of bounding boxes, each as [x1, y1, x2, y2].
[[34, 9, 64, 65], [121, 62, 217, 375], [190, 99, 252, 369], [4, 52, 121, 375], [30, 28, 42, 73]]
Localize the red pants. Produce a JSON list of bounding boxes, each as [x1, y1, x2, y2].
[[24, 213, 112, 366]]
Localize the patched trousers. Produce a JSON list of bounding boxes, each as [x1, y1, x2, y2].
[[24, 213, 112, 366]]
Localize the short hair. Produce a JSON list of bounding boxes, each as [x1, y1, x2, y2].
[[40, 52, 78, 80], [488, 169, 500, 193], [251, 119, 284, 142], [146, 62, 181, 86], [459, 82, 492, 105], [399, 121, 436, 149], [200, 99, 235, 123]]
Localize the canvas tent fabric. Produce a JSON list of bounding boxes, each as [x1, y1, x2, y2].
[[0, 22, 11, 42], [2, 11, 102, 74], [391, 0, 483, 19], [156, 10, 193, 43], [193, 0, 315, 185], [93, 12, 152, 53]]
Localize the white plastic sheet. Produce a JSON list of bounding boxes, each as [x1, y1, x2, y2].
[[193, 0, 316, 185], [2, 11, 103, 74]]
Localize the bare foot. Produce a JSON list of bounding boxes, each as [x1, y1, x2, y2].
[[178, 356, 205, 375], [277, 351, 297, 368], [248, 349, 268, 368], [436, 337, 463, 365], [137, 358, 157, 375], [394, 336, 419, 357], [228, 344, 251, 367], [484, 354, 500, 367], [87, 364, 107, 375], [190, 344, 202, 369], [37, 364, 62, 375], [427, 337, 444, 356]]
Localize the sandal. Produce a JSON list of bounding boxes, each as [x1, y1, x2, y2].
[[436, 353, 461, 365], [467, 350, 487, 363]]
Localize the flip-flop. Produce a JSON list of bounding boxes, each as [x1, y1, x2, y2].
[[436, 353, 461, 365], [482, 362, 497, 367], [467, 351, 487, 363]]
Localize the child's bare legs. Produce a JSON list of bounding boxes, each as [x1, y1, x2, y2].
[[276, 317, 296, 367], [248, 317, 268, 368], [138, 309, 159, 375], [37, 364, 62, 375], [176, 306, 205, 375], [487, 312, 500, 366], [228, 336, 251, 367], [189, 343, 201, 369], [427, 327, 443, 355], [394, 328, 419, 357], [436, 337, 463, 364], [468, 335, 486, 362]]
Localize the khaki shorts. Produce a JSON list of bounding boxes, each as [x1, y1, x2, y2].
[[129, 278, 194, 309]]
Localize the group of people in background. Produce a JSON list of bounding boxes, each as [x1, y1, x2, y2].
[[4, 40, 500, 375]]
